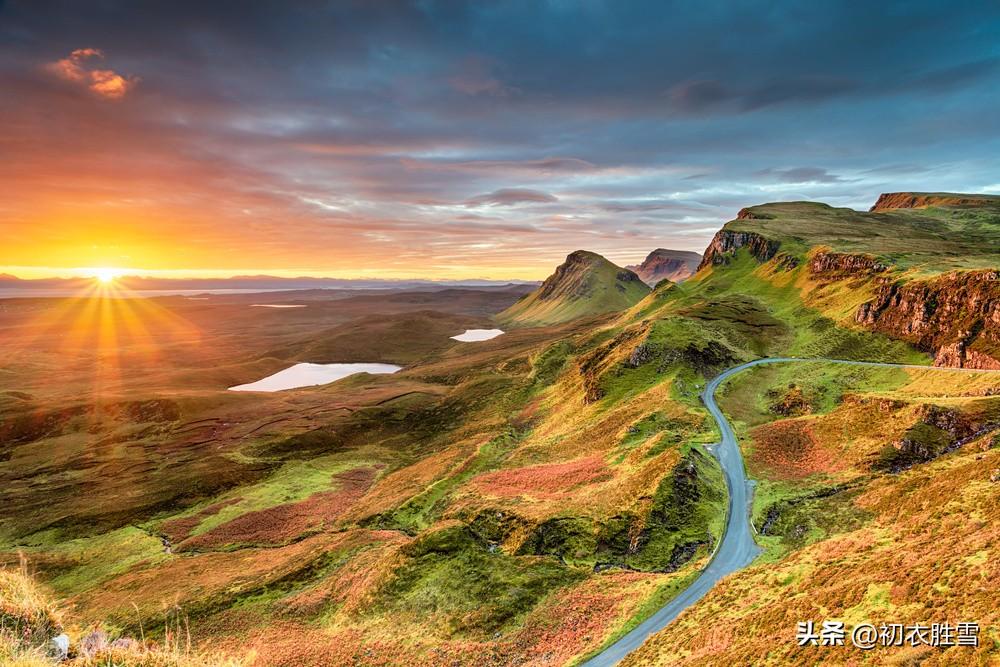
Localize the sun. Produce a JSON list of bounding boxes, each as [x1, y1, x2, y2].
[[92, 267, 121, 284]]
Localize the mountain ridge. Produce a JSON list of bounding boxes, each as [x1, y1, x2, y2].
[[626, 248, 702, 286], [694, 192, 1000, 369]]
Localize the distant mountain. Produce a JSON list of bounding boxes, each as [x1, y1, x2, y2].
[[116, 276, 538, 291], [0, 274, 538, 296], [499, 250, 650, 326], [626, 248, 702, 285]]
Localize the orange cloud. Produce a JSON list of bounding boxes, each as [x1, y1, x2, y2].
[[46, 48, 138, 99]]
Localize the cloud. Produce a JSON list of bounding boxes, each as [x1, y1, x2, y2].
[[401, 156, 597, 174], [45, 48, 138, 99], [465, 188, 558, 207], [666, 76, 859, 114], [861, 163, 932, 176], [756, 167, 848, 184], [4, 2, 1000, 279]]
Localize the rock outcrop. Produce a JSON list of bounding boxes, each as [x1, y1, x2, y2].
[[855, 270, 1000, 369], [697, 230, 780, 271], [736, 207, 774, 220], [626, 248, 702, 285], [808, 250, 889, 278], [870, 192, 1000, 212]]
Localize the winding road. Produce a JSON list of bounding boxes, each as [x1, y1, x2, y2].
[[581, 357, 998, 667]]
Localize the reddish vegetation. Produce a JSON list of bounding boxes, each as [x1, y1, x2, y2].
[[214, 571, 662, 667], [748, 419, 842, 481], [160, 497, 243, 543], [622, 445, 1000, 666], [178, 468, 376, 551], [472, 456, 613, 498], [71, 533, 349, 622], [280, 533, 406, 617]]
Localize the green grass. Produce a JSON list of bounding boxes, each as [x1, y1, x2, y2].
[[12, 527, 168, 597], [162, 453, 364, 539], [713, 361, 918, 561], [726, 200, 1000, 274], [371, 523, 585, 638], [372, 428, 524, 534], [750, 479, 871, 561], [641, 251, 930, 364], [515, 447, 726, 573], [595, 315, 746, 408], [717, 361, 911, 428], [621, 446, 725, 572], [615, 411, 685, 462]]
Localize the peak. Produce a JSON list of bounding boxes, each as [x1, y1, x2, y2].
[[499, 250, 649, 326], [870, 192, 1000, 212], [565, 250, 606, 263], [627, 248, 702, 285], [643, 248, 702, 260]]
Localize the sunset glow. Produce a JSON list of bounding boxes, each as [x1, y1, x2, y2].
[[93, 268, 120, 284], [2, 3, 999, 282]]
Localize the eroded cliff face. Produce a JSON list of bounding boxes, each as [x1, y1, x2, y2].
[[855, 270, 1000, 369], [735, 207, 773, 220], [808, 250, 889, 277], [697, 230, 779, 271], [870, 192, 1000, 212]]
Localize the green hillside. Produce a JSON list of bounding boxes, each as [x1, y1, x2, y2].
[[499, 250, 651, 326], [720, 195, 1000, 274]]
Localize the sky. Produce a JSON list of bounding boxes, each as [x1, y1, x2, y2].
[[2, 0, 1000, 281]]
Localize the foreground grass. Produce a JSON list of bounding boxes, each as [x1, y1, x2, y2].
[[1, 564, 246, 667]]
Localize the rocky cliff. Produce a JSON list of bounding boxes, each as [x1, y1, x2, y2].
[[855, 270, 1000, 369], [626, 248, 702, 285], [808, 250, 889, 277], [689, 194, 1000, 368], [697, 230, 779, 271], [870, 192, 1000, 211]]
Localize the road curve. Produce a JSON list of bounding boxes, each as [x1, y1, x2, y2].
[[580, 357, 1000, 667]]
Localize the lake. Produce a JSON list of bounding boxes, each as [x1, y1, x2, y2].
[[229, 362, 402, 392], [451, 328, 504, 342]]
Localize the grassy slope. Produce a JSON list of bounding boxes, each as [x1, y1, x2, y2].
[[622, 364, 1000, 666], [1, 566, 244, 666], [610, 199, 1000, 664]]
